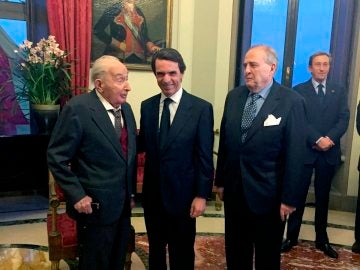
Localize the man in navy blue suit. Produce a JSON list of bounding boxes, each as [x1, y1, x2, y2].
[[138, 48, 214, 270], [215, 45, 307, 269], [281, 51, 349, 258]]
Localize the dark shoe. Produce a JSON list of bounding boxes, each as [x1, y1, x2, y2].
[[352, 240, 360, 253], [281, 239, 298, 253], [315, 243, 338, 258]]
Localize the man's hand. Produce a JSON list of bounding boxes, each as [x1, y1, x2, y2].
[[313, 136, 335, 151], [74, 195, 93, 214], [190, 197, 206, 218], [280, 203, 296, 221]]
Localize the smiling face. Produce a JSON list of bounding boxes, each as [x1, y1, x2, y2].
[[94, 58, 131, 108], [154, 59, 183, 97], [308, 54, 330, 83], [243, 46, 277, 93]]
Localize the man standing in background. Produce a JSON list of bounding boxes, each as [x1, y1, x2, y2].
[[281, 52, 349, 258], [138, 48, 214, 270]]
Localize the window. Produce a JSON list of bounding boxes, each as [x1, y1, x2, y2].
[[0, 0, 27, 44]]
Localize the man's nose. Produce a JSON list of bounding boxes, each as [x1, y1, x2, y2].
[[124, 81, 131, 91]]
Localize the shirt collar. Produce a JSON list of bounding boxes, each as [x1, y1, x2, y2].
[[249, 81, 273, 99], [312, 78, 327, 89], [95, 89, 121, 111], [160, 88, 183, 104]]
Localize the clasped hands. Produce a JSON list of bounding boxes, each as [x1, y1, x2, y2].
[[313, 136, 334, 151]]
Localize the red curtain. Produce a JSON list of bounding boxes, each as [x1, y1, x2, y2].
[[46, 0, 92, 97]]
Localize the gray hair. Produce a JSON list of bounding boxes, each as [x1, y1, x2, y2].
[[91, 55, 121, 83], [249, 44, 278, 67]]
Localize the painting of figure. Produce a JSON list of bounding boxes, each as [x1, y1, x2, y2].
[[92, 0, 172, 70]]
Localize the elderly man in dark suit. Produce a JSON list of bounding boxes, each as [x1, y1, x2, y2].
[[47, 55, 137, 270], [281, 51, 349, 258], [215, 44, 307, 269], [352, 102, 360, 253], [138, 48, 214, 270]]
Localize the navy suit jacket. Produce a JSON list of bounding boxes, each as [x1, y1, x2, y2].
[[47, 90, 137, 225], [294, 79, 349, 165], [138, 90, 214, 217], [215, 81, 307, 214]]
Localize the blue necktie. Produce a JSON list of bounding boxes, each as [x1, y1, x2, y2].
[[241, 93, 261, 142], [159, 98, 172, 147]]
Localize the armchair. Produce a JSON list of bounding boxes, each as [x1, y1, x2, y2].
[[47, 171, 135, 270]]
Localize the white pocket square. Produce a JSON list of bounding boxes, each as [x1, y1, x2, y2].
[[264, 114, 281, 126]]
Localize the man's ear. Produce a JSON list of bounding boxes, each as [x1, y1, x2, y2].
[[94, 79, 102, 92]]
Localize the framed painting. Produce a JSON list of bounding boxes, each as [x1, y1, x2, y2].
[[91, 0, 172, 70]]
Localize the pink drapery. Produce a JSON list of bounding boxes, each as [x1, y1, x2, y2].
[[46, 0, 92, 98]]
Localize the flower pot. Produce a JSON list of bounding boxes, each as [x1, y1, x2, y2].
[[31, 104, 60, 134]]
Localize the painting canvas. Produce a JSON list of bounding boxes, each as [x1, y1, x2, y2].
[[92, 0, 172, 70]]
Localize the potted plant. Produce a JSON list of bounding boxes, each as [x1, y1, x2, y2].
[[15, 35, 72, 133]]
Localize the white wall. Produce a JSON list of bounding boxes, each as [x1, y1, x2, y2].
[[94, 0, 235, 128], [89, 0, 360, 201]]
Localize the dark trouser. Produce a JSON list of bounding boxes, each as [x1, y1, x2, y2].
[[355, 173, 360, 241], [286, 155, 335, 244], [77, 208, 131, 270], [224, 191, 284, 270], [144, 205, 196, 270]]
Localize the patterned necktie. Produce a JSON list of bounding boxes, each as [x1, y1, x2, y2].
[[110, 109, 122, 138], [318, 84, 325, 104], [159, 98, 172, 147], [241, 93, 261, 142]]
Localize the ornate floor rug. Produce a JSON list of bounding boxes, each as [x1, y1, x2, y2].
[[135, 234, 360, 270]]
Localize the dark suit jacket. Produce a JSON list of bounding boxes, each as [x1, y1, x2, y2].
[[47, 90, 137, 225], [357, 102, 360, 171], [138, 90, 214, 217], [293, 79, 349, 166], [215, 81, 307, 214]]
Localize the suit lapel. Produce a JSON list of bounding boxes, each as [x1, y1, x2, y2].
[[148, 94, 161, 146], [160, 91, 192, 152], [243, 82, 281, 143], [323, 82, 336, 110], [122, 103, 136, 164], [89, 91, 126, 160], [234, 88, 249, 147]]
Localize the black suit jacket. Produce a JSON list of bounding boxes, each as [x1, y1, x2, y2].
[[293, 79, 349, 165], [357, 102, 360, 171], [138, 90, 214, 217], [215, 81, 307, 214], [47, 91, 137, 225]]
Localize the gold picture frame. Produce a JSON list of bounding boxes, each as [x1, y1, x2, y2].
[[91, 0, 172, 70]]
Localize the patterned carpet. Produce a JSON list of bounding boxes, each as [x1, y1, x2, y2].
[[135, 234, 360, 270]]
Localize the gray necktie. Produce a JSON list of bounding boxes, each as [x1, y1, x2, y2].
[[110, 109, 122, 138], [241, 93, 261, 142]]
